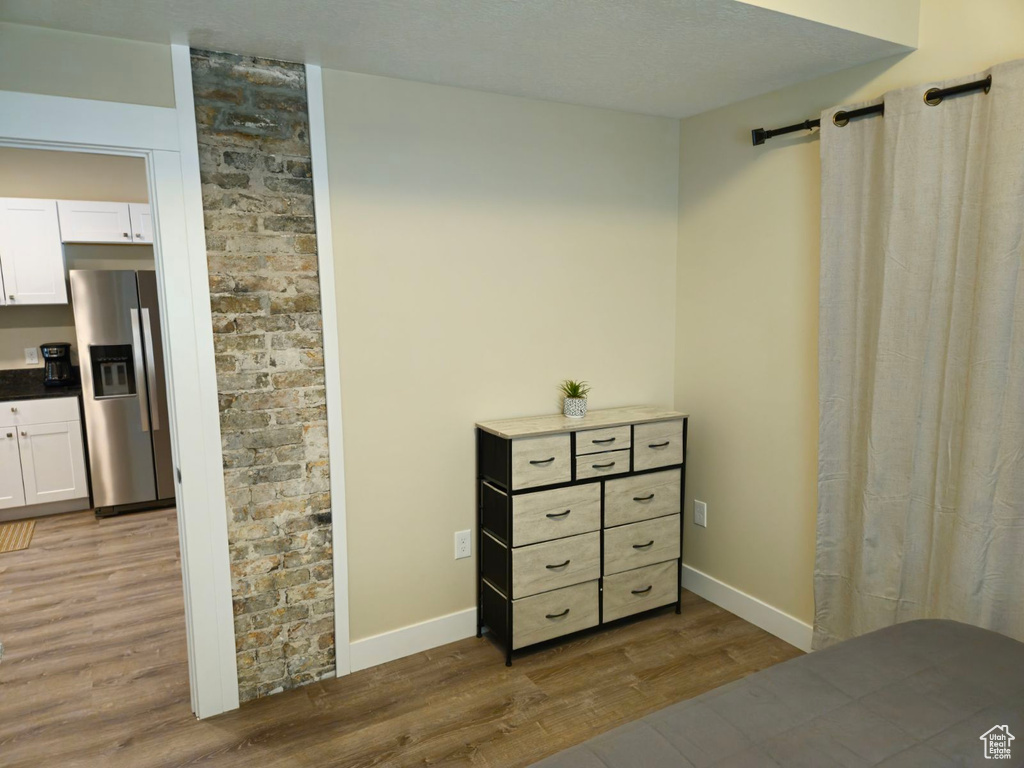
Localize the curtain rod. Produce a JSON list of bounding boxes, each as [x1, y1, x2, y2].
[[750, 75, 992, 146]]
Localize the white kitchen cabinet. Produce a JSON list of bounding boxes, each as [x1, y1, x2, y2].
[[57, 200, 133, 244], [18, 420, 89, 505], [0, 397, 89, 510], [128, 203, 154, 243], [0, 428, 26, 510], [0, 198, 68, 305]]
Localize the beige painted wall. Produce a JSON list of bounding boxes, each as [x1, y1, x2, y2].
[[323, 70, 680, 640], [0, 22, 174, 107], [675, 0, 1024, 624], [0, 148, 152, 369], [740, 0, 920, 46]]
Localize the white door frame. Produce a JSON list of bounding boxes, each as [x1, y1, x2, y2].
[[305, 63, 352, 679], [0, 82, 240, 718]]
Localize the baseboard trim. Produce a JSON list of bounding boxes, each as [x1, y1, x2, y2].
[[682, 564, 813, 652], [349, 568, 812, 674], [0, 497, 90, 523], [349, 607, 477, 672]]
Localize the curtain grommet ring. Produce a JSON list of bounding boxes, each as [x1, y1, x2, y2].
[[924, 88, 943, 107], [983, 73, 992, 94], [833, 111, 849, 127]]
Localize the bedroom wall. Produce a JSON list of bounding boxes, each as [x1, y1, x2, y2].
[[322, 70, 680, 641], [675, 0, 1024, 626], [0, 22, 174, 107]]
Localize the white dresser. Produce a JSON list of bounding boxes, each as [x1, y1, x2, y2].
[[476, 406, 687, 664]]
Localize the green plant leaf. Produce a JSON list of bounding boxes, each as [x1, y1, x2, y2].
[[559, 379, 591, 398]]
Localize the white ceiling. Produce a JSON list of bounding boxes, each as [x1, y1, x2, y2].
[[0, 0, 913, 118]]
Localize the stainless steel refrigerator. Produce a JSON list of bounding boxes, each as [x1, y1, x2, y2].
[[70, 270, 175, 516]]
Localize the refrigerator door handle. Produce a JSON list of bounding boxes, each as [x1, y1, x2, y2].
[[140, 308, 161, 431], [130, 308, 151, 433]]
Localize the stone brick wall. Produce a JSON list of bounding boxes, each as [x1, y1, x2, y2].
[[190, 49, 334, 702]]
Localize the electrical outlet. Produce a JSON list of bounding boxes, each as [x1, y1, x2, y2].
[[24, 347, 39, 365], [455, 529, 472, 559], [694, 500, 708, 528]]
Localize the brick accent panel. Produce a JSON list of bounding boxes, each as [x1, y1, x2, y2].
[[190, 49, 334, 702]]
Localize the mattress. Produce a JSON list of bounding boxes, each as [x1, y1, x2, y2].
[[531, 620, 1024, 767]]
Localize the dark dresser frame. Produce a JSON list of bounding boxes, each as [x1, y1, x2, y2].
[[476, 416, 688, 665]]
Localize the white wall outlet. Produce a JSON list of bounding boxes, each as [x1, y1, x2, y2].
[[24, 347, 39, 365], [694, 499, 708, 528], [455, 529, 472, 559]]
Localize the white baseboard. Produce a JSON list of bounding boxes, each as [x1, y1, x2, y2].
[[0, 497, 90, 523], [349, 607, 477, 672], [348, 568, 812, 674], [682, 564, 813, 652]]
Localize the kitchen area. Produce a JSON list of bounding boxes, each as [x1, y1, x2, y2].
[[0, 147, 175, 525]]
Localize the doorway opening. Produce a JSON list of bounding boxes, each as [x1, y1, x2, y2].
[[0, 78, 241, 721], [0, 147, 194, 740]]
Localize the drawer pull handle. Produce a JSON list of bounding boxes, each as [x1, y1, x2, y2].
[[529, 457, 556, 466], [648, 441, 671, 448], [546, 559, 571, 570], [546, 510, 571, 519], [631, 585, 653, 595], [5, 432, 11, 439], [632, 494, 655, 502], [546, 609, 570, 619], [592, 437, 616, 444], [592, 461, 616, 469], [632, 540, 655, 550]]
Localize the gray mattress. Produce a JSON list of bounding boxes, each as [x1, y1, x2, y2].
[[532, 620, 1024, 767]]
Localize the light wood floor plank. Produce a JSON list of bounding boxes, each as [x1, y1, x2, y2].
[[0, 507, 801, 768]]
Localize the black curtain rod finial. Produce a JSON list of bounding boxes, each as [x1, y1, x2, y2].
[[751, 127, 767, 146]]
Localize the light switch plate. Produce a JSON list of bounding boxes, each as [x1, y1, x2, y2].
[[694, 500, 708, 528], [24, 347, 39, 365], [455, 529, 472, 559]]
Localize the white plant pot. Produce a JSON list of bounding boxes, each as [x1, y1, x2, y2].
[[563, 397, 587, 419]]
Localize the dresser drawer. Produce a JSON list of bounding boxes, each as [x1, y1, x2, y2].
[[633, 419, 684, 471], [603, 560, 678, 622], [513, 483, 600, 547], [575, 448, 629, 481], [604, 469, 681, 527], [604, 515, 679, 575], [511, 434, 571, 490], [513, 580, 599, 650], [512, 530, 599, 598], [574, 425, 631, 456], [0, 397, 80, 428]]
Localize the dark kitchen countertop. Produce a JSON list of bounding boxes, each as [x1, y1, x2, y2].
[[0, 367, 82, 402]]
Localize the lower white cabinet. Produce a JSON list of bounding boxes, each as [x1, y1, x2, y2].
[[0, 397, 89, 511], [0, 429, 26, 509], [18, 420, 89, 505]]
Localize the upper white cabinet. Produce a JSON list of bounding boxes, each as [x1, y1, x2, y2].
[[0, 198, 153, 307], [0, 198, 68, 305], [128, 203, 153, 244], [57, 200, 133, 244], [57, 200, 152, 244]]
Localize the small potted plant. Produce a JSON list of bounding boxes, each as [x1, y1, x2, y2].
[[559, 379, 591, 419]]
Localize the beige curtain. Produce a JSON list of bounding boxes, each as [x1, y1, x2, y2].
[[815, 60, 1024, 649]]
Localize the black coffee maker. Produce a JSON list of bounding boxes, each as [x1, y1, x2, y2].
[[41, 343, 73, 387]]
